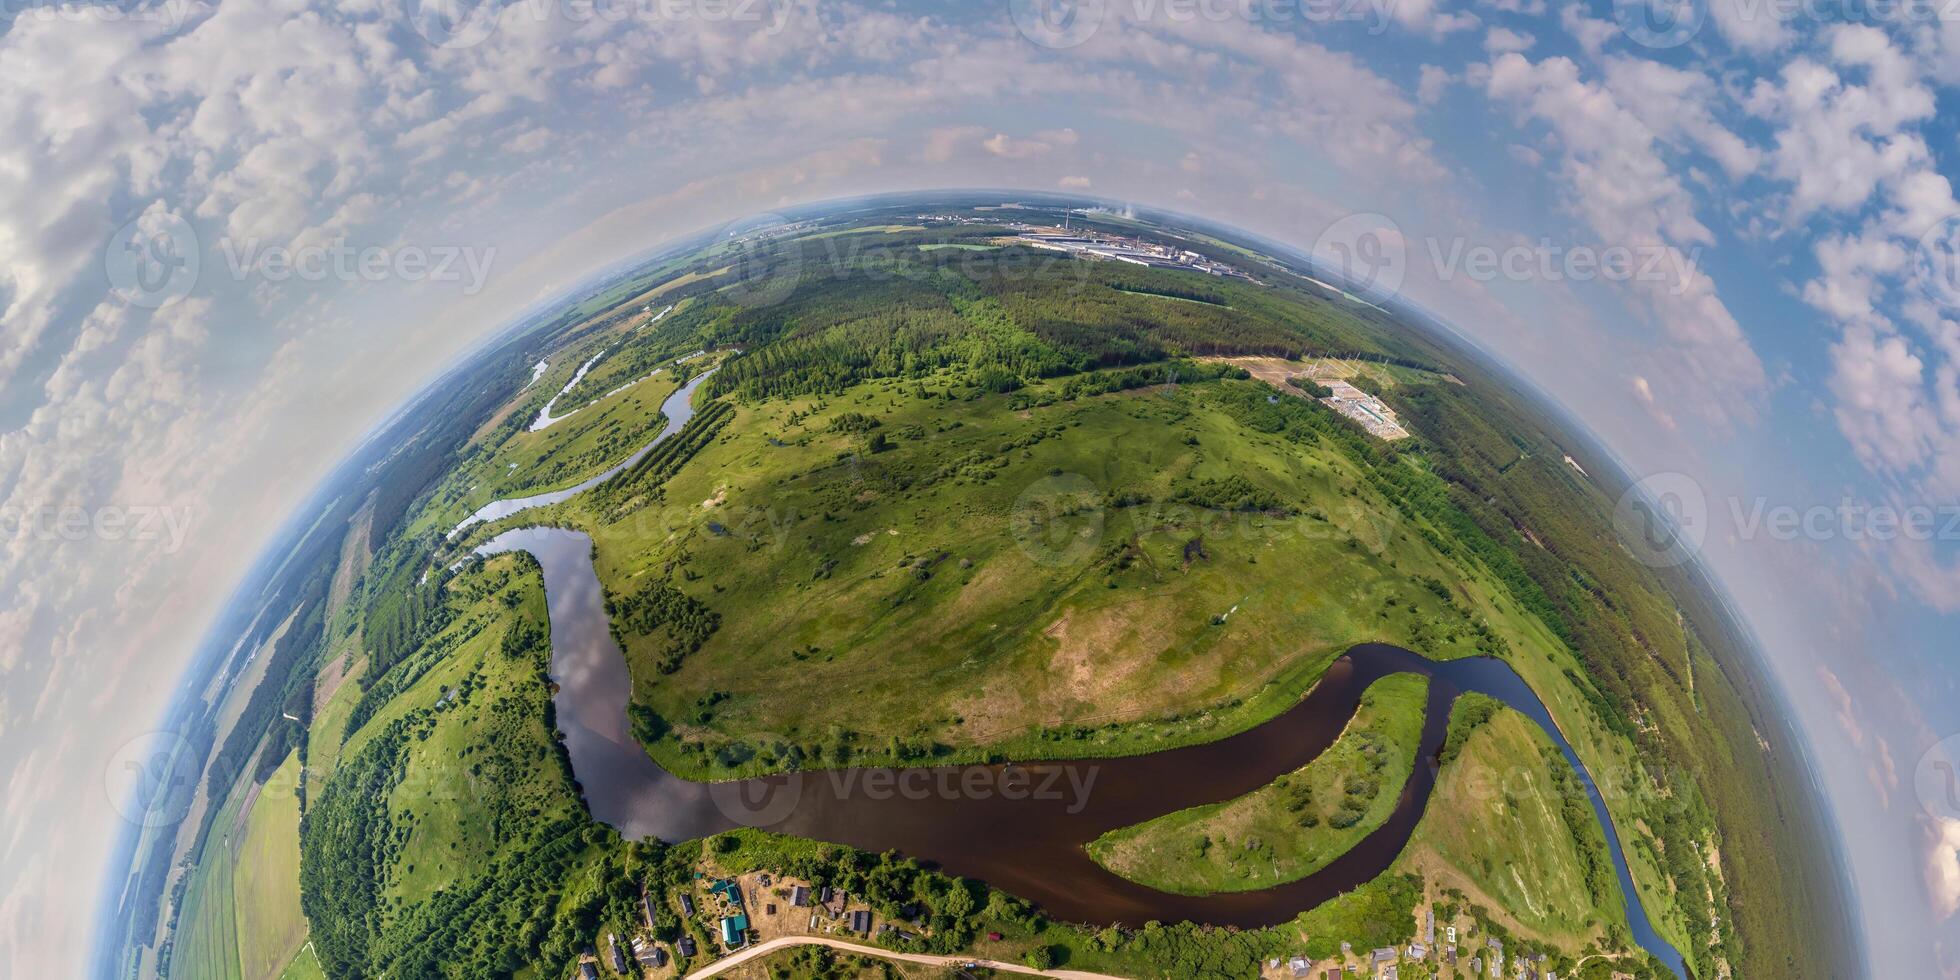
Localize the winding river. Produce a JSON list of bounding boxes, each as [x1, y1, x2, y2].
[[470, 379, 1686, 977]]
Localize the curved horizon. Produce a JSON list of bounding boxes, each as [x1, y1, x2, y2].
[[91, 188, 1861, 978], [3, 5, 1951, 976]]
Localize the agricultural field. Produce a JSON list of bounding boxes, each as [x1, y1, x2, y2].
[[235, 751, 309, 980], [1086, 673, 1429, 894]]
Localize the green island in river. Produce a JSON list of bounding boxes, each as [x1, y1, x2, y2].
[[140, 199, 1844, 980]]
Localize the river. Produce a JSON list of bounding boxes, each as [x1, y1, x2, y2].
[[469, 378, 1686, 977]]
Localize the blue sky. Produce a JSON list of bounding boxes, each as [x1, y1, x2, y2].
[[0, 0, 1955, 974]]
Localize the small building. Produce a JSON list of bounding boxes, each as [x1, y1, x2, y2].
[[719, 913, 750, 948], [1288, 956, 1313, 977], [606, 933, 626, 973], [849, 909, 873, 933], [790, 885, 811, 907], [1407, 944, 1427, 960], [577, 963, 598, 980], [1371, 948, 1396, 964], [679, 893, 696, 916], [641, 889, 658, 930], [677, 935, 697, 958], [709, 878, 744, 909], [631, 937, 666, 968]]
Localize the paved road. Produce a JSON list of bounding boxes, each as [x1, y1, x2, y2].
[[681, 934, 1131, 980]]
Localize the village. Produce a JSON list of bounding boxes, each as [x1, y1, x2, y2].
[[569, 866, 946, 980], [560, 858, 1645, 980]]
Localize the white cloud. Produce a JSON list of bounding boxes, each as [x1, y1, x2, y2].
[[1417, 64, 1454, 104], [1484, 52, 1766, 418], [1484, 26, 1536, 54]]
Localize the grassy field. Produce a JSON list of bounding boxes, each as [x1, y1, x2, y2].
[[172, 749, 310, 980], [1086, 673, 1429, 894], [330, 554, 575, 910], [170, 767, 249, 980], [235, 751, 309, 980], [277, 943, 327, 980], [558, 373, 1530, 779], [1395, 702, 1625, 949]]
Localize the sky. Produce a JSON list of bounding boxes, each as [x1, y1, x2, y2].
[[0, 0, 1955, 975]]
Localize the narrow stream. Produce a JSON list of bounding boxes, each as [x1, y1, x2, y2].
[[468, 378, 1687, 977]]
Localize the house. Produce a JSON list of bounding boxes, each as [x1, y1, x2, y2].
[[1288, 956, 1313, 977], [679, 893, 696, 916], [677, 935, 698, 958], [577, 964, 598, 980], [606, 933, 626, 973], [631, 937, 666, 968], [709, 878, 745, 908], [790, 885, 811, 907], [1371, 948, 1397, 964], [641, 889, 658, 930], [1407, 944, 1427, 960], [849, 909, 873, 933], [720, 913, 750, 948], [819, 886, 835, 906]]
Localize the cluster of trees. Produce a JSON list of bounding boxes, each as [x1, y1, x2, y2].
[[1170, 474, 1292, 515], [604, 579, 721, 675], [593, 400, 733, 518]]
